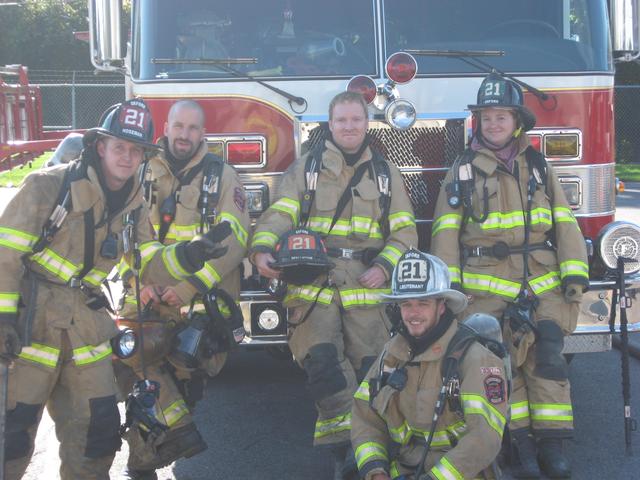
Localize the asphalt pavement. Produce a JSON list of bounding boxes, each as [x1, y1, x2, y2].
[[2, 181, 640, 479]]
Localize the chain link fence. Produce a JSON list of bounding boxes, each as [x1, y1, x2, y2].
[[615, 85, 640, 164], [29, 70, 125, 130]]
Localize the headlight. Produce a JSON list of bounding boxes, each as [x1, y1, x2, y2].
[[598, 221, 640, 274], [384, 99, 416, 130], [111, 327, 138, 359]]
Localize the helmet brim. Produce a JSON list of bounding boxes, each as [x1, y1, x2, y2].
[[467, 104, 536, 132], [82, 128, 161, 151], [270, 259, 335, 269], [381, 288, 468, 314]]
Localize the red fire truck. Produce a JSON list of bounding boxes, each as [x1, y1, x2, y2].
[[88, 0, 640, 353]]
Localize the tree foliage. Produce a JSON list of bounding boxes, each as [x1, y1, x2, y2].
[[0, 0, 131, 70]]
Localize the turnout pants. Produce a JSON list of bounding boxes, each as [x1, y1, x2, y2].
[[288, 300, 391, 447], [5, 330, 120, 480], [464, 292, 576, 438]]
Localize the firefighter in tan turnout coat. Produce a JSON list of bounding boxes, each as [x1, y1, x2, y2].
[[0, 99, 231, 480], [116, 100, 250, 479], [431, 73, 589, 478], [250, 92, 417, 477], [351, 249, 509, 480]]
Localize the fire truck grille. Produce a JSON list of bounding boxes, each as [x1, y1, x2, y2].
[[301, 119, 466, 219]]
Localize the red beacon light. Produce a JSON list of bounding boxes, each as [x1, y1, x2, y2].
[[385, 52, 417, 84], [346, 75, 377, 104]]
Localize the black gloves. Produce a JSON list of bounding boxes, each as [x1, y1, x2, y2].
[[183, 221, 232, 272]]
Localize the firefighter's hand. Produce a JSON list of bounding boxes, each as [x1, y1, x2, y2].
[[140, 286, 162, 306], [358, 264, 387, 289], [184, 222, 232, 270], [0, 321, 22, 360], [564, 283, 584, 303], [160, 287, 185, 308], [254, 252, 281, 279]]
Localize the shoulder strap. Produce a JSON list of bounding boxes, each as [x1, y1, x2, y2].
[[525, 146, 548, 190], [198, 153, 225, 231], [300, 143, 325, 227], [32, 159, 87, 255], [369, 147, 392, 236]]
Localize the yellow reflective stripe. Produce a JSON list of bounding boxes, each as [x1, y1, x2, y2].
[[73, 341, 112, 366], [354, 380, 370, 401], [218, 213, 249, 248], [530, 403, 573, 422], [448, 266, 461, 284], [0, 227, 38, 253], [461, 393, 506, 437], [18, 343, 60, 368], [83, 267, 108, 288], [193, 262, 221, 290], [446, 421, 468, 441], [388, 420, 412, 445], [529, 207, 553, 225], [0, 293, 20, 314], [474, 211, 525, 230], [432, 213, 462, 236], [553, 207, 578, 223], [284, 285, 334, 305], [355, 442, 388, 469], [270, 197, 300, 224], [152, 223, 201, 242], [339, 288, 391, 308], [379, 244, 402, 266], [309, 217, 383, 239], [139, 241, 164, 272], [314, 412, 351, 439], [163, 399, 189, 427], [462, 272, 520, 299], [430, 456, 463, 480], [529, 271, 561, 295], [510, 401, 530, 422], [31, 247, 80, 282], [251, 231, 278, 249], [390, 461, 401, 478], [560, 260, 589, 279], [389, 211, 415, 232], [161, 243, 191, 280]]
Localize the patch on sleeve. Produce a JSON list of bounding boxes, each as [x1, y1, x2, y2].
[[480, 367, 502, 376], [233, 186, 246, 212], [483, 375, 505, 404]]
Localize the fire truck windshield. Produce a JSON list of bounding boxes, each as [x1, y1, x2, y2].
[[133, 0, 377, 80], [133, 0, 612, 81], [384, 0, 612, 74]]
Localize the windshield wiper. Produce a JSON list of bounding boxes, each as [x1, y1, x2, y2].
[[151, 57, 307, 111], [405, 49, 551, 104]]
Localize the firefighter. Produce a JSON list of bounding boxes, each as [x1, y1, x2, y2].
[[0, 98, 230, 480], [351, 249, 509, 480], [431, 73, 589, 479], [116, 99, 250, 480], [250, 91, 418, 478]]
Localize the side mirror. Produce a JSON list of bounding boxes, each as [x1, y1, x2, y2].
[[89, 0, 124, 71], [611, 0, 640, 61]]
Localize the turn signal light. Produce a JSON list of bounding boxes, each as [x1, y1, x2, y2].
[[545, 134, 579, 158], [227, 142, 262, 165]]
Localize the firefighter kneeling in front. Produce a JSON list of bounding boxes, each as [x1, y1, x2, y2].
[[351, 249, 509, 480]]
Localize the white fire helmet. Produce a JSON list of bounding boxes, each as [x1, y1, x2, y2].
[[382, 248, 468, 314]]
